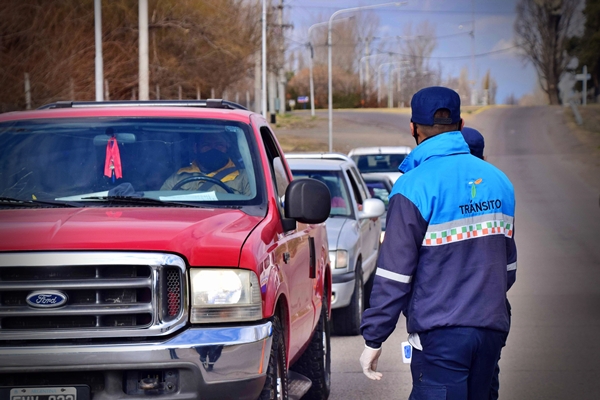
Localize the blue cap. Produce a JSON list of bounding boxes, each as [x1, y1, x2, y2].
[[411, 86, 461, 125], [461, 127, 485, 159]]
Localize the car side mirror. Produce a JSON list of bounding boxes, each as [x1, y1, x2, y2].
[[358, 198, 385, 220], [282, 178, 331, 231]]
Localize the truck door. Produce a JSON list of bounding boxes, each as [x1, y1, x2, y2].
[[259, 126, 314, 360]]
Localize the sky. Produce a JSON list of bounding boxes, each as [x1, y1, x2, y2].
[[284, 0, 540, 104]]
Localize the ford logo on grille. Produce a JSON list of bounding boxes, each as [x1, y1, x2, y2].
[[26, 290, 68, 308]]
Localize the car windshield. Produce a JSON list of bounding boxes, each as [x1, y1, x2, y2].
[[290, 169, 351, 217], [350, 154, 406, 174], [0, 117, 263, 207]]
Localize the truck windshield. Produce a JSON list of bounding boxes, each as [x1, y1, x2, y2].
[[0, 117, 263, 207]]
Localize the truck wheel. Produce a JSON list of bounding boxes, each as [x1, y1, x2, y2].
[[259, 314, 288, 400], [290, 292, 331, 400], [333, 262, 363, 336]]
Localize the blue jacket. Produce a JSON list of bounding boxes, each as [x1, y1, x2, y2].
[[361, 131, 517, 346]]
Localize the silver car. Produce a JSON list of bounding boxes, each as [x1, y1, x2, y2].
[[348, 145, 413, 184], [286, 153, 385, 336]]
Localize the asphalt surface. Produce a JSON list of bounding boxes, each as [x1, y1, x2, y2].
[[281, 106, 600, 399]]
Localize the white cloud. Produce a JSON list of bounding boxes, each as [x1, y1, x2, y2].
[[489, 38, 522, 59]]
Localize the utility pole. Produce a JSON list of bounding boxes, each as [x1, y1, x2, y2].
[[277, 0, 286, 116], [138, 0, 149, 100], [387, 62, 393, 108], [94, 0, 104, 101], [470, 0, 476, 106], [365, 36, 372, 100], [269, 71, 277, 123], [254, 51, 261, 112], [261, 0, 267, 118], [24, 73, 31, 110]]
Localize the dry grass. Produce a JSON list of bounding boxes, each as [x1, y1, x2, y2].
[[274, 114, 319, 130], [275, 134, 327, 153], [564, 104, 600, 150]]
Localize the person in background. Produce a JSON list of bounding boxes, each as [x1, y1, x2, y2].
[[461, 126, 485, 160], [462, 125, 510, 400], [389, 154, 404, 171], [161, 131, 249, 195], [359, 86, 517, 400]]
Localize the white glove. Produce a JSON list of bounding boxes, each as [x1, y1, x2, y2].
[[359, 344, 383, 380]]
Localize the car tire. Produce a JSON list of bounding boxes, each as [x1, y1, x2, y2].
[[333, 261, 364, 336], [290, 290, 331, 400], [259, 314, 288, 400]]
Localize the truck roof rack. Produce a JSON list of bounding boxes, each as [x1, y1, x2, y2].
[[37, 99, 248, 111]]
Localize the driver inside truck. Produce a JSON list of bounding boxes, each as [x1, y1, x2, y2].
[[160, 131, 250, 194]]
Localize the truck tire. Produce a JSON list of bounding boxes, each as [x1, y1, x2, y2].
[[259, 314, 288, 400], [333, 262, 363, 336], [290, 292, 331, 400]]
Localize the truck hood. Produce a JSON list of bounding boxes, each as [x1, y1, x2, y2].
[[325, 217, 351, 250], [0, 208, 263, 267]]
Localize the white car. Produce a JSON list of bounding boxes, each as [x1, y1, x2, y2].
[[286, 153, 385, 335], [348, 146, 412, 183]]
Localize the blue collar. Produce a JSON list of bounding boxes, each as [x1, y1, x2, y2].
[[399, 131, 470, 174]]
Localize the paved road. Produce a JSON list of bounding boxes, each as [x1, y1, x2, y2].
[[283, 107, 600, 399]]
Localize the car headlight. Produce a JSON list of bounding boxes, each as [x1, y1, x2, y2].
[[329, 250, 348, 269], [190, 268, 262, 323]]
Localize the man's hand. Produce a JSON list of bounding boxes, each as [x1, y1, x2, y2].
[[359, 345, 383, 380]]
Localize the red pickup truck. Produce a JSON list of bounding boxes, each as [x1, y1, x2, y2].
[[0, 100, 332, 400]]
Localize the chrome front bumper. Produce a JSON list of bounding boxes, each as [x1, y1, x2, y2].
[[0, 321, 272, 400]]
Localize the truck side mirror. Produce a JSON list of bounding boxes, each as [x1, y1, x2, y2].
[[282, 178, 331, 230]]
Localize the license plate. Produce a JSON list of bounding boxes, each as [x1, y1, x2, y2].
[[9, 387, 77, 400]]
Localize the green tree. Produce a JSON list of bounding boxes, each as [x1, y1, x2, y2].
[[567, 0, 600, 100]]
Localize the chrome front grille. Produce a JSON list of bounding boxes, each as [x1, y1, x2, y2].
[[0, 252, 188, 340]]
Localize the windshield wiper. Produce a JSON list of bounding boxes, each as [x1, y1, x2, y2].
[[81, 195, 199, 207], [0, 196, 78, 208]]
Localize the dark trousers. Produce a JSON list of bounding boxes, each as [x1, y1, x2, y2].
[[490, 300, 511, 400], [409, 327, 508, 400]]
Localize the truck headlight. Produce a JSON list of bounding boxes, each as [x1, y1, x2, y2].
[[329, 250, 348, 269], [190, 269, 262, 323]]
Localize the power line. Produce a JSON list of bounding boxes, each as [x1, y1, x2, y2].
[[385, 46, 519, 60], [286, 4, 515, 15]]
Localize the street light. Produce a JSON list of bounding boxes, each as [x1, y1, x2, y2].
[[308, 17, 354, 117], [328, 2, 406, 152]]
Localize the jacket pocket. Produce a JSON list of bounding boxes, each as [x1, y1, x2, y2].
[[409, 385, 447, 400]]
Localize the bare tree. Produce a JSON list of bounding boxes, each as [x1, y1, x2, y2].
[[398, 21, 439, 103], [504, 93, 519, 105], [481, 70, 498, 105], [0, 0, 262, 111], [514, 0, 581, 105]]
